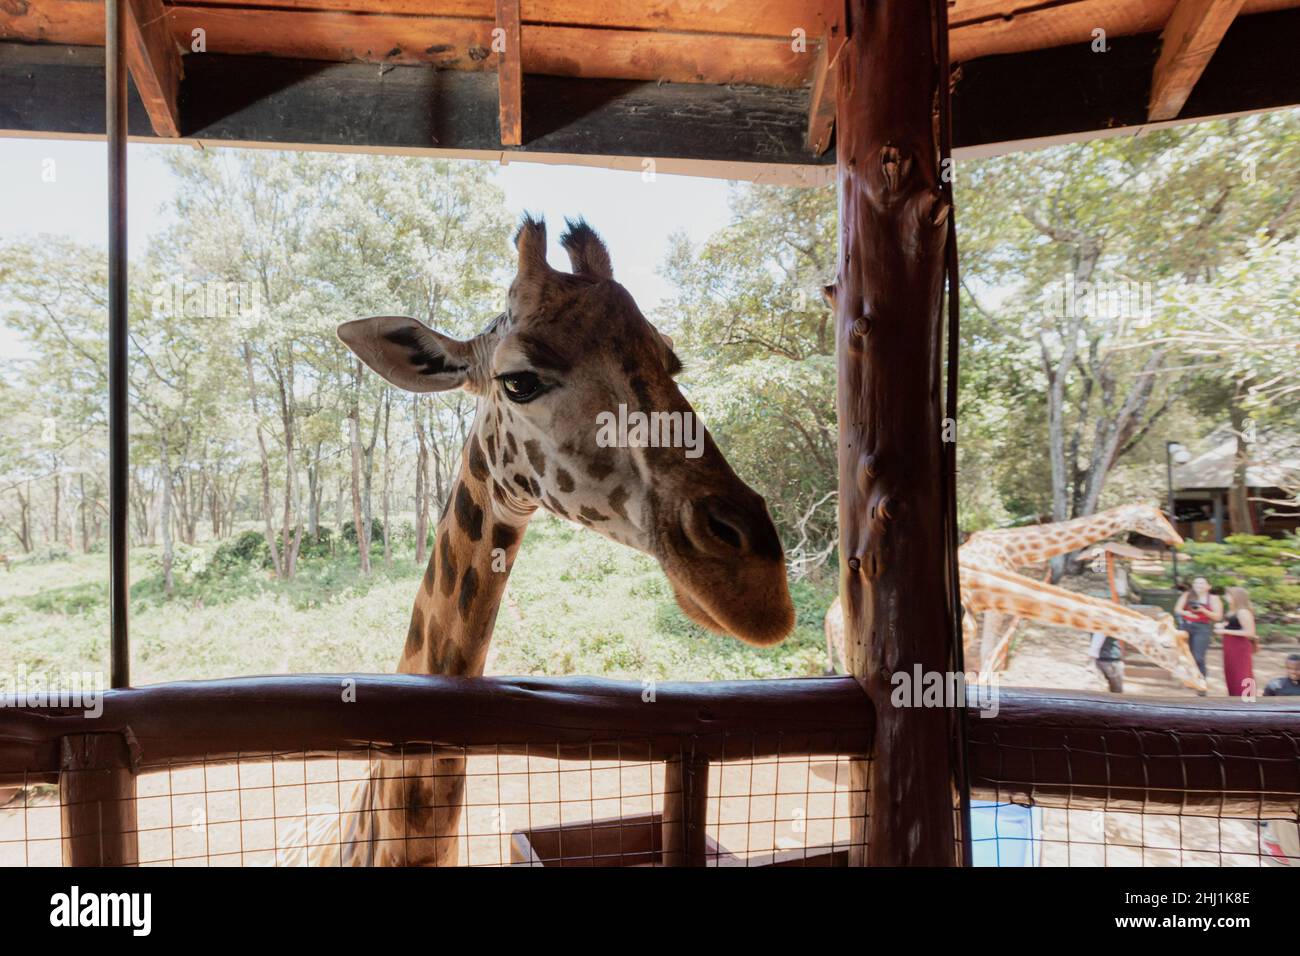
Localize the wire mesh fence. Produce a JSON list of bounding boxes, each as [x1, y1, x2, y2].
[[2, 747, 864, 867], [2, 677, 1297, 867], [969, 796, 1299, 867], [965, 689, 1300, 868]]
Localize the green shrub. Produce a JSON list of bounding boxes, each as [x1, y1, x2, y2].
[[1181, 533, 1300, 626], [281, 524, 333, 559], [342, 518, 384, 545], [211, 530, 271, 570]]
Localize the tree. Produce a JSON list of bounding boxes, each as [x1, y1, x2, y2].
[[957, 112, 1300, 573]]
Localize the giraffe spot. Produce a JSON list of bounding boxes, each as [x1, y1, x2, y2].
[[580, 506, 608, 523], [587, 451, 616, 481], [545, 494, 569, 518], [491, 481, 509, 504], [422, 551, 437, 595], [439, 533, 456, 597], [555, 468, 575, 493], [492, 523, 519, 551], [485, 432, 498, 465], [440, 645, 469, 674], [458, 566, 479, 620], [607, 485, 629, 521], [528, 476, 541, 498], [405, 777, 432, 829], [513, 474, 532, 495], [455, 483, 484, 541], [506, 432, 518, 456], [404, 606, 425, 658], [467, 437, 490, 482], [502, 445, 515, 466], [524, 439, 547, 476]]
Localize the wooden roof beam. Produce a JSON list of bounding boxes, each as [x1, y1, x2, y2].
[[124, 0, 182, 137], [495, 0, 521, 145], [1148, 0, 1245, 122], [805, 22, 846, 155]]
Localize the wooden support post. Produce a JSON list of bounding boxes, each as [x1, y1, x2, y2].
[[495, 0, 522, 146], [833, 0, 958, 865], [661, 755, 709, 867], [1148, 0, 1245, 122], [60, 733, 138, 866], [123, 0, 182, 137]]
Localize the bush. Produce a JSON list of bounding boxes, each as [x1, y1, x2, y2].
[[279, 524, 333, 559], [27, 546, 71, 564], [210, 530, 271, 571], [342, 518, 384, 545], [1181, 534, 1300, 626]]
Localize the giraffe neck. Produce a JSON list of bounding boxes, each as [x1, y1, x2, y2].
[[992, 508, 1131, 566], [398, 412, 533, 677]]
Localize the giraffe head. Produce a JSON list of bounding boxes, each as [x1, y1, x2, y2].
[[1149, 613, 1207, 692], [1116, 503, 1183, 547], [338, 216, 795, 646]]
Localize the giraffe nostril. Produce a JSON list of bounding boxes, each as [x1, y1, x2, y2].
[[706, 512, 744, 551]]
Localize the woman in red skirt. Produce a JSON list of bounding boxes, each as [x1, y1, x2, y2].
[[1217, 586, 1258, 699]]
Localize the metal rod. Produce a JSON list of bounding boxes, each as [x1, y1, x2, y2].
[[1165, 441, 1180, 588], [107, 0, 130, 688]]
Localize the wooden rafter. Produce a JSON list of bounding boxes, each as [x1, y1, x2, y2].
[[0, 0, 815, 88], [123, 0, 182, 137], [1148, 0, 1246, 121], [805, 20, 847, 155], [495, 0, 522, 146]]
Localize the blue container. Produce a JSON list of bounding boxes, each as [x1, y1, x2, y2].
[[969, 800, 1042, 867]]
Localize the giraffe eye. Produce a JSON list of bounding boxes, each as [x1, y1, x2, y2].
[[498, 371, 545, 403]]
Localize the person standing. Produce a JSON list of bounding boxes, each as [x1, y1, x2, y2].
[[1174, 576, 1223, 694], [1088, 632, 1124, 693], [1216, 586, 1258, 699]]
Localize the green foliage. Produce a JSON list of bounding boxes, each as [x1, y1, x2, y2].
[[212, 531, 271, 571], [0, 520, 838, 683], [658, 185, 839, 563], [1181, 534, 1300, 623], [342, 518, 384, 545], [281, 525, 334, 559]]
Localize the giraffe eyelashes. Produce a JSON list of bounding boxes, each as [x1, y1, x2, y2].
[[496, 371, 548, 404]]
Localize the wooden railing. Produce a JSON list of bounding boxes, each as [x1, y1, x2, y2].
[[2, 675, 1298, 865]]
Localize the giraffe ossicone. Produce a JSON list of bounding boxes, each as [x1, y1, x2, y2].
[[326, 215, 795, 866]]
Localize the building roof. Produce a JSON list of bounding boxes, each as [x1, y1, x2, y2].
[[1173, 426, 1300, 491]]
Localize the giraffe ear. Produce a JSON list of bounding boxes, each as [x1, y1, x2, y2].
[[337, 316, 475, 393]]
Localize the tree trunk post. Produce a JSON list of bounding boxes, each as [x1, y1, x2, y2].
[[834, 0, 960, 866], [60, 733, 138, 866]]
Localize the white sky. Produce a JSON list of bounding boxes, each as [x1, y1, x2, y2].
[[0, 136, 738, 354]]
